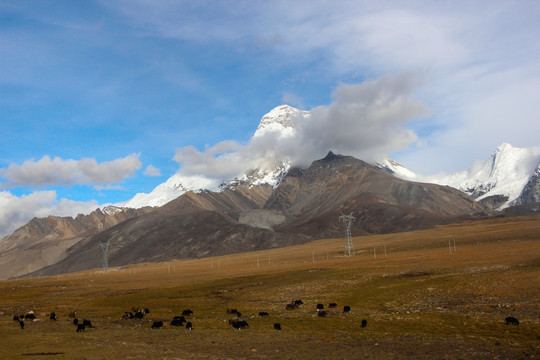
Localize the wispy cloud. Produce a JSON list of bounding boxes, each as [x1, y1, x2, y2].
[[143, 164, 161, 177]]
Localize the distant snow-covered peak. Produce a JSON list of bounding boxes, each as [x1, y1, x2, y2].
[[123, 173, 221, 209], [376, 157, 417, 180], [253, 105, 309, 139], [430, 143, 540, 209], [102, 205, 123, 215]]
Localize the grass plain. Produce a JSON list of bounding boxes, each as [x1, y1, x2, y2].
[[0, 215, 539, 359]]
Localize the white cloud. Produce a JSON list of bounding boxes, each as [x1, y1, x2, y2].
[[173, 74, 430, 179], [0, 190, 98, 239], [0, 154, 142, 188], [297, 74, 430, 166], [143, 165, 161, 177], [105, 1, 540, 175]]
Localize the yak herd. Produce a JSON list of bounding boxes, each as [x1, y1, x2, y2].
[[11, 303, 521, 333]]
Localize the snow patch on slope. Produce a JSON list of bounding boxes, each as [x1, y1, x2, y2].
[[376, 157, 418, 180], [124, 174, 220, 208]]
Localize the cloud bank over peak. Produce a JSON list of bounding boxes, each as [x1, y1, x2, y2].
[[173, 74, 430, 181]]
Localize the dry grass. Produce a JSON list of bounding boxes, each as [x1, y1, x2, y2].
[[0, 215, 539, 359]]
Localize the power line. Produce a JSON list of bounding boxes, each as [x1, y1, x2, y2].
[[339, 212, 355, 256]]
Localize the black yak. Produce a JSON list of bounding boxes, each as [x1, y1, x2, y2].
[[170, 316, 186, 326], [231, 320, 249, 329], [151, 321, 163, 329], [82, 319, 93, 328], [505, 316, 519, 325]]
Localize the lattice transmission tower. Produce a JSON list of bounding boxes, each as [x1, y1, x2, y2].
[[339, 212, 355, 256], [98, 240, 111, 271]]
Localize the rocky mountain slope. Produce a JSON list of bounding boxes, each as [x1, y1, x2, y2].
[[384, 143, 540, 210], [29, 152, 486, 278], [0, 206, 152, 279], [2, 103, 537, 279]]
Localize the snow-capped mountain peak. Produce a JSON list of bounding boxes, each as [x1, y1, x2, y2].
[[428, 143, 540, 209], [124, 173, 220, 209], [253, 105, 309, 139], [123, 105, 308, 208], [376, 157, 418, 180], [121, 100, 540, 213], [102, 205, 124, 215]]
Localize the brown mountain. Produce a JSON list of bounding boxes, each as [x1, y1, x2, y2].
[[0, 206, 152, 279], [270, 152, 487, 237], [28, 152, 487, 278]]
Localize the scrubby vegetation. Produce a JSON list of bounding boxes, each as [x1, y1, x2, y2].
[[0, 215, 539, 359]]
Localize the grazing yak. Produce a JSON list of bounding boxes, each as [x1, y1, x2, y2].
[[19, 320, 24, 329], [151, 321, 164, 329], [316, 304, 324, 311], [231, 320, 249, 330], [329, 303, 338, 308], [274, 323, 281, 330], [505, 316, 519, 325], [131, 307, 149, 319], [122, 312, 134, 320], [285, 303, 299, 310], [170, 316, 186, 326], [361, 319, 367, 328], [82, 319, 93, 328], [259, 312, 270, 317], [317, 310, 327, 317], [76, 324, 85, 332], [182, 309, 193, 316], [186, 322, 193, 330], [73, 318, 79, 326], [24, 313, 36, 321], [226, 308, 238, 315], [293, 300, 304, 305], [343, 306, 351, 313], [134, 311, 145, 319], [49, 312, 57, 321]]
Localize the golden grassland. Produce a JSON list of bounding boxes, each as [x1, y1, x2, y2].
[[0, 215, 539, 359]]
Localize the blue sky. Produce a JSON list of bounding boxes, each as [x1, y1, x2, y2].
[[1, 0, 540, 237]]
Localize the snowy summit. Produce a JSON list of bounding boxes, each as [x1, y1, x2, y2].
[[124, 105, 310, 208]]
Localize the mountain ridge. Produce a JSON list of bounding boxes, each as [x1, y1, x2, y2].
[[24, 152, 487, 278], [121, 105, 540, 212], [0, 206, 152, 279], [1, 104, 538, 279], [385, 142, 540, 210]]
